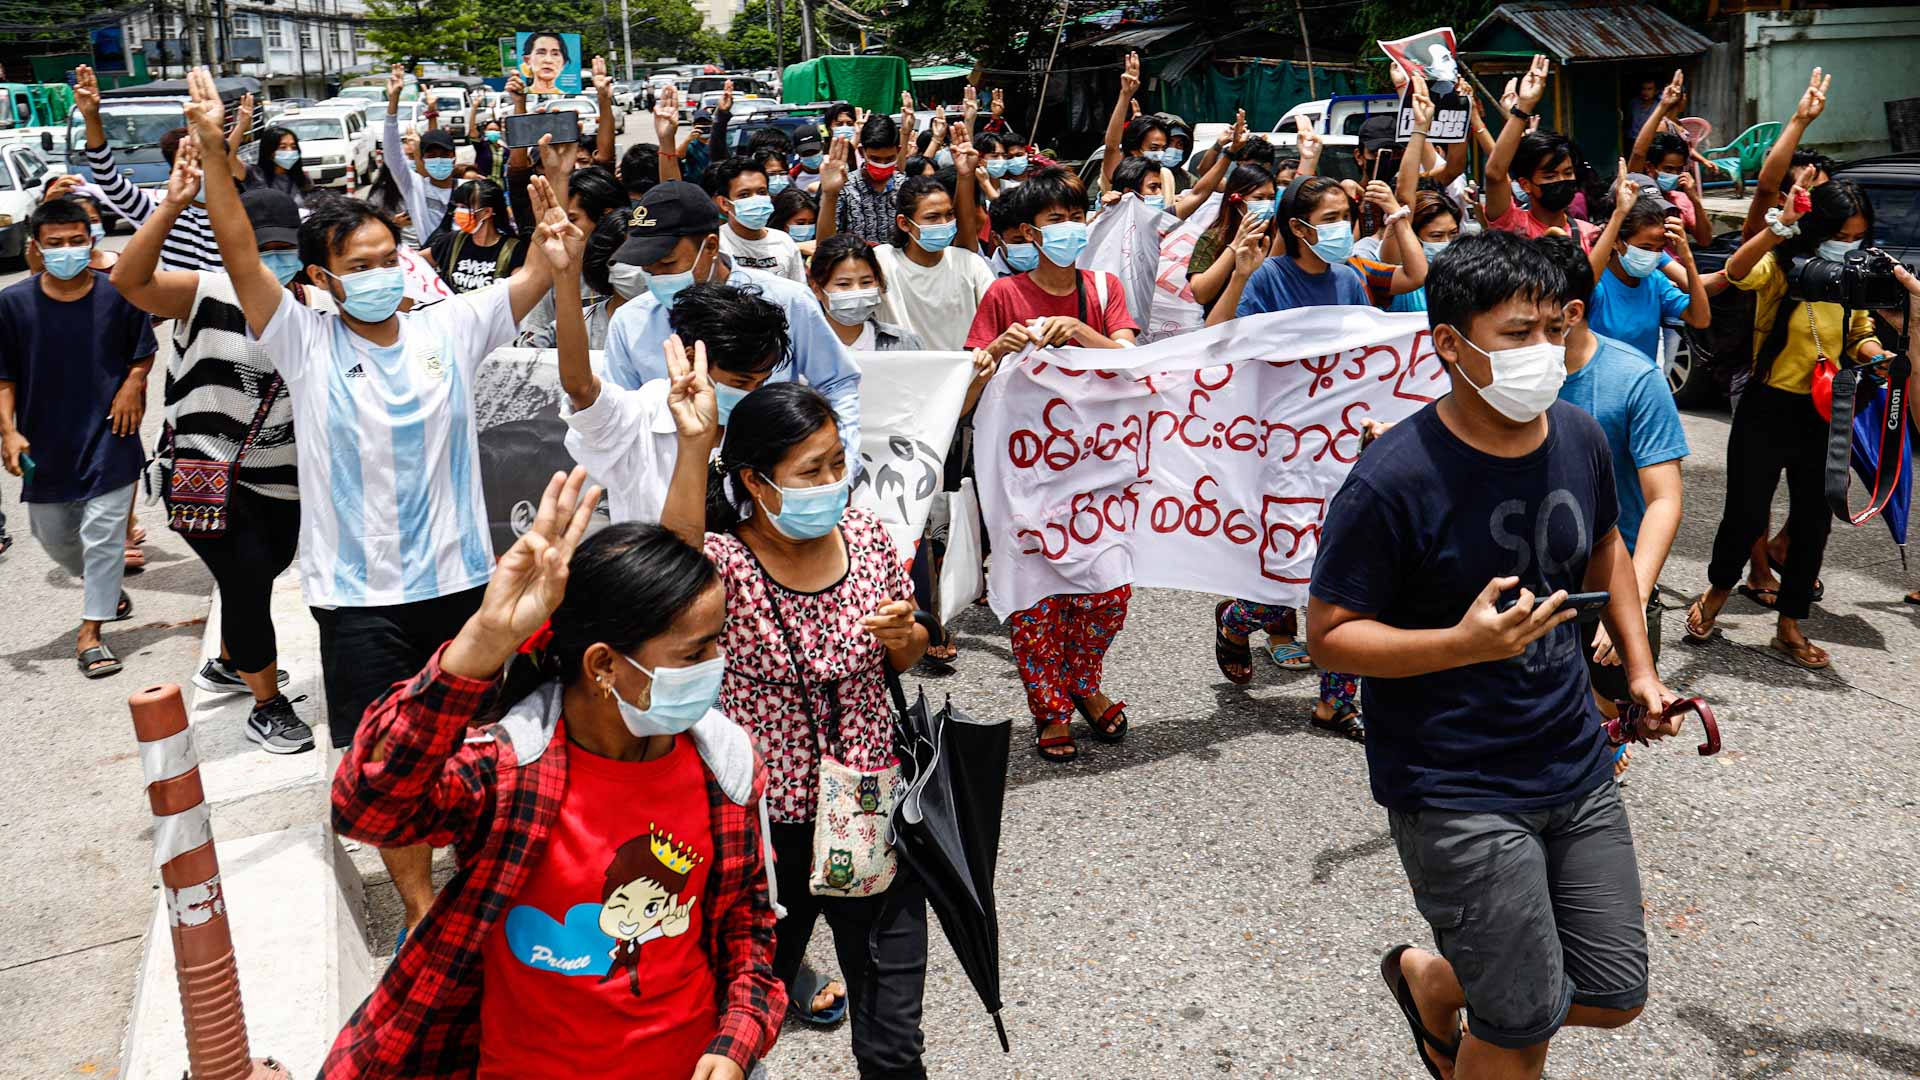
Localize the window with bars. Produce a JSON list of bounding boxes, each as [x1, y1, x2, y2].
[[233, 14, 253, 35], [266, 20, 284, 47], [124, 20, 140, 47], [298, 23, 312, 47]]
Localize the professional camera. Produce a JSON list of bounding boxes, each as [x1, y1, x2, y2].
[[1787, 247, 1912, 310]]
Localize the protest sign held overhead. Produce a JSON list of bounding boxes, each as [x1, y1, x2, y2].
[[1380, 27, 1471, 144]]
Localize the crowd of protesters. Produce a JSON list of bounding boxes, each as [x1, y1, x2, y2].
[[0, 42, 1914, 1080]]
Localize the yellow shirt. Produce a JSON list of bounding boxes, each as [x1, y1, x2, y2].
[[1733, 252, 1878, 395]]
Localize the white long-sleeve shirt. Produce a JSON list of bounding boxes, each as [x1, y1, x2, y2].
[[382, 113, 454, 242], [83, 143, 222, 272]]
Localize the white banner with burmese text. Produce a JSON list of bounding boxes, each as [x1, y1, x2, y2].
[[974, 306, 1441, 618]]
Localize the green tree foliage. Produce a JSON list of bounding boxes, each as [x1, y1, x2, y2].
[[721, 0, 826, 71], [871, 0, 1064, 73]]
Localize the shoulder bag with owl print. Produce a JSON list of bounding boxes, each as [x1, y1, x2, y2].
[[759, 571, 903, 899]]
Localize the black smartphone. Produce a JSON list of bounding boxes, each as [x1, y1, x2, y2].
[[1499, 589, 1610, 622], [504, 109, 579, 149]]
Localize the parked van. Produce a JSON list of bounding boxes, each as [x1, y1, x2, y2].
[[278, 105, 374, 189], [79, 76, 262, 190]]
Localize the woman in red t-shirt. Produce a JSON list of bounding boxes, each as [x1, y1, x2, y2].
[[327, 468, 784, 1080], [964, 167, 1140, 763]]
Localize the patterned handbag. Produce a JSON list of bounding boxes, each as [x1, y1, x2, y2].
[[165, 376, 282, 538], [759, 569, 903, 899]]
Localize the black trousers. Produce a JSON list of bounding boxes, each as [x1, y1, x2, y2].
[[770, 820, 929, 1080], [180, 486, 300, 674], [311, 585, 485, 749], [1706, 383, 1833, 621]]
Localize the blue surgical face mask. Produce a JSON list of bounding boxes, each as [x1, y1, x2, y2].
[[1819, 238, 1862, 262], [614, 652, 725, 736], [1303, 220, 1353, 264], [1005, 241, 1040, 272], [485, 130, 502, 144], [424, 157, 455, 180], [912, 219, 957, 253], [1037, 220, 1089, 267], [935, 149, 953, 169], [767, 173, 791, 195], [1160, 146, 1186, 168], [1654, 172, 1681, 192], [832, 125, 856, 142], [330, 265, 407, 323], [1619, 245, 1665, 279], [985, 158, 1009, 178], [732, 194, 775, 230], [787, 223, 817, 242], [1245, 198, 1276, 223], [273, 148, 302, 171], [800, 153, 824, 170], [88, 222, 106, 242], [713, 380, 749, 424], [1421, 239, 1450, 260], [1142, 149, 1164, 165], [41, 244, 92, 280], [646, 268, 695, 306], [1005, 155, 1029, 176], [261, 249, 303, 286], [1143, 194, 1167, 212], [759, 472, 850, 540]]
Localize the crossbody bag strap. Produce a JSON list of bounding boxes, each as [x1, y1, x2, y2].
[[233, 375, 284, 469], [755, 564, 842, 762], [496, 236, 518, 279]]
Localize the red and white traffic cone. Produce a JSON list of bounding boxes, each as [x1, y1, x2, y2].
[[130, 684, 290, 1080]]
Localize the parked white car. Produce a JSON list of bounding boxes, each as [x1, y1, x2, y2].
[[0, 142, 53, 260], [278, 106, 375, 189], [421, 86, 470, 140], [544, 97, 604, 139]]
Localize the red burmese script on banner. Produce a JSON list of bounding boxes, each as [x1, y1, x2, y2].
[[974, 307, 1443, 617]]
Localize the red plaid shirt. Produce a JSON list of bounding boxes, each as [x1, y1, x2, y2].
[[324, 646, 785, 1078]]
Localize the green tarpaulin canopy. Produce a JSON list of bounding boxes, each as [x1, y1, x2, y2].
[[911, 64, 972, 82], [780, 56, 912, 114]]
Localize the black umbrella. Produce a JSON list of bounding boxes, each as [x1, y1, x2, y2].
[[888, 671, 1012, 1052]]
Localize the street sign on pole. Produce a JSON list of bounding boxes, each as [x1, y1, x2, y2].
[[498, 37, 516, 76]]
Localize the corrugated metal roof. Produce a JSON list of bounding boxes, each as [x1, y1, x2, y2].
[[1072, 21, 1194, 51], [1462, 2, 1715, 63]]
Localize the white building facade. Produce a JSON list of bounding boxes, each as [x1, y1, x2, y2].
[[123, 0, 381, 101]]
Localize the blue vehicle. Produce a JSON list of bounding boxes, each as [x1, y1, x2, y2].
[[71, 76, 261, 191]]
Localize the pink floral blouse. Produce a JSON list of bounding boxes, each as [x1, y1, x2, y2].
[[705, 508, 909, 823]]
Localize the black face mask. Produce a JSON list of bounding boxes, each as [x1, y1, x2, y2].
[[1534, 179, 1578, 213]]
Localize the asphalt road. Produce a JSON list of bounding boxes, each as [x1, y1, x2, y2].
[[2, 139, 1918, 1078]]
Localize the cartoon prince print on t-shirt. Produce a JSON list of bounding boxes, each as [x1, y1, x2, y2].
[[503, 824, 704, 996]]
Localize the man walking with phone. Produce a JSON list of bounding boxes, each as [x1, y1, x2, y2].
[[1306, 232, 1681, 1080]]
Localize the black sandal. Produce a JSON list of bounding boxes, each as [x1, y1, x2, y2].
[[1214, 599, 1253, 685], [77, 643, 122, 679], [1737, 583, 1779, 609], [1380, 944, 1459, 1080], [111, 590, 133, 623], [1311, 702, 1365, 742], [1034, 719, 1077, 762], [786, 965, 848, 1026], [1072, 694, 1128, 743]]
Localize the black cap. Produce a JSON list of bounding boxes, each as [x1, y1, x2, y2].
[[793, 131, 824, 155], [691, 109, 714, 126], [420, 129, 455, 154], [242, 188, 300, 247], [614, 181, 725, 266], [1358, 114, 1399, 154]]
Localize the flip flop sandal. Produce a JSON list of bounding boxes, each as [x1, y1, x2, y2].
[[1311, 702, 1365, 743], [1905, 590, 1920, 606], [1034, 720, 1078, 763], [1683, 597, 1716, 643], [1073, 694, 1128, 743], [123, 547, 146, 574], [111, 590, 133, 623], [1811, 579, 1825, 602], [1266, 639, 1314, 671], [1769, 636, 1830, 670], [78, 644, 122, 679], [786, 966, 848, 1027], [1379, 945, 1458, 1080], [128, 523, 147, 546], [1214, 600, 1254, 685], [1736, 584, 1778, 609]]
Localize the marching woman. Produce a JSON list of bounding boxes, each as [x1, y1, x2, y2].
[[326, 468, 784, 1080], [660, 347, 935, 1077], [1185, 163, 1277, 315]]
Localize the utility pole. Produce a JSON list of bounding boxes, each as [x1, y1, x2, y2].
[[620, 0, 633, 81], [1292, 0, 1316, 97], [214, 0, 231, 74], [772, 0, 785, 76], [798, 0, 815, 61]]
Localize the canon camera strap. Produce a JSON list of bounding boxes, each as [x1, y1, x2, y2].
[[1825, 351, 1911, 526]]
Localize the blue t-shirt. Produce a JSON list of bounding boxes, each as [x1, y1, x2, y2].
[[0, 271, 157, 503], [1586, 263, 1690, 365], [1556, 334, 1690, 551], [1389, 286, 1428, 313], [1235, 255, 1370, 316], [1309, 401, 1620, 813]]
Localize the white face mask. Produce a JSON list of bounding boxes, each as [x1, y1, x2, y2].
[[1446, 328, 1567, 424], [1818, 238, 1862, 262], [608, 263, 648, 300]]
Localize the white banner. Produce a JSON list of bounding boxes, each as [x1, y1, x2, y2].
[[1141, 193, 1221, 342], [471, 347, 975, 562], [1079, 195, 1172, 332], [845, 349, 977, 558], [974, 306, 1441, 619]]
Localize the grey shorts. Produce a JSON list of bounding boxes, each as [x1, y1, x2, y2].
[[1388, 780, 1649, 1049]]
